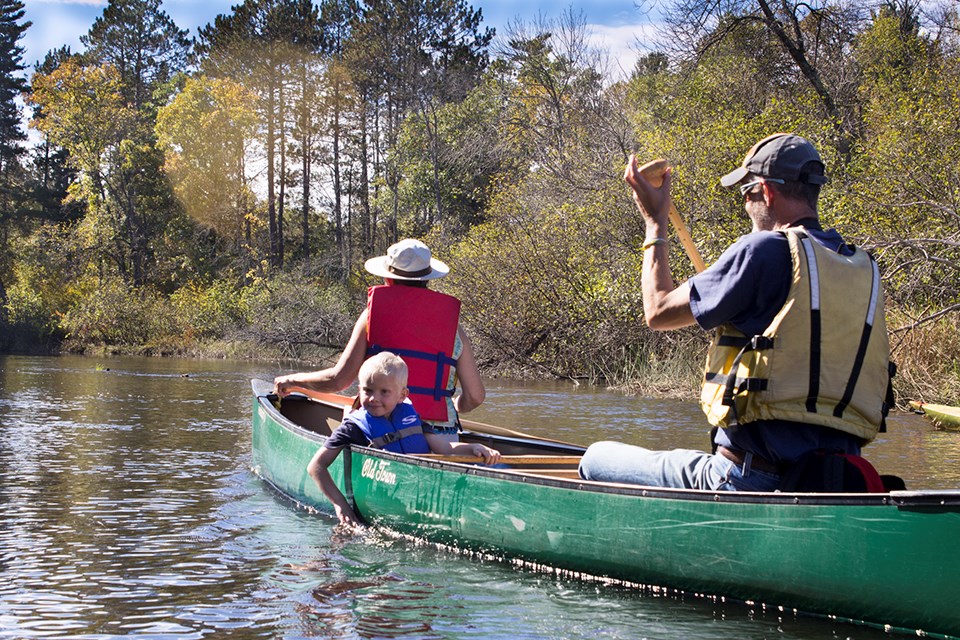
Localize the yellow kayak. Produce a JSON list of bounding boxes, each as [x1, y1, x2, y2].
[[909, 401, 960, 431]]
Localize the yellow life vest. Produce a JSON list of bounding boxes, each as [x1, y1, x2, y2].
[[700, 230, 892, 442]]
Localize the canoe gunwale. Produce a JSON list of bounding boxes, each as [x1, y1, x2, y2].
[[343, 445, 960, 508], [252, 381, 960, 509]]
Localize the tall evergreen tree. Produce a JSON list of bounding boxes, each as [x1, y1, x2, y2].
[[79, 0, 190, 287], [318, 0, 360, 275], [0, 0, 29, 216], [30, 0, 190, 288], [0, 0, 30, 315], [197, 0, 325, 269], [81, 0, 190, 113], [348, 0, 492, 246]]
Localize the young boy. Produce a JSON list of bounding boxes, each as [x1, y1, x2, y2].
[[306, 351, 500, 525]]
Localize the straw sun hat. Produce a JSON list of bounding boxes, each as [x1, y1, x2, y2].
[[363, 239, 449, 281]]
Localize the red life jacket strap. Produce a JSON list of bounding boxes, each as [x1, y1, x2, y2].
[[367, 344, 458, 401]]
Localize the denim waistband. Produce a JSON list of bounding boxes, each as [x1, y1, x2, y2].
[[717, 445, 783, 475]]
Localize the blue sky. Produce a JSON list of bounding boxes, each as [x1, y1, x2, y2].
[[21, 0, 659, 78]]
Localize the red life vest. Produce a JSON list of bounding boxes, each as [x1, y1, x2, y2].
[[366, 285, 461, 422]]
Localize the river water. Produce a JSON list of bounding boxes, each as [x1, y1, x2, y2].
[[0, 354, 954, 639]]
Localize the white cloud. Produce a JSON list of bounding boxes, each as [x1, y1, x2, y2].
[[28, 0, 105, 5], [21, 2, 97, 68], [588, 22, 662, 80]]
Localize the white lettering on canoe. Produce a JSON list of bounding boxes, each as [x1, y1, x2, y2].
[[361, 458, 397, 486]]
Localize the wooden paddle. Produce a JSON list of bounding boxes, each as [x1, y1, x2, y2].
[[636, 158, 707, 273], [459, 417, 580, 447], [417, 454, 582, 465], [288, 388, 354, 408], [290, 388, 581, 447]]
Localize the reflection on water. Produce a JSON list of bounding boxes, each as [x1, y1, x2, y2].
[[914, 428, 960, 487], [0, 355, 948, 639]]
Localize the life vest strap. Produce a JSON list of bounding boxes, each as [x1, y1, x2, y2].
[[707, 372, 769, 392], [368, 344, 459, 401], [834, 259, 882, 419], [717, 335, 751, 348], [368, 344, 456, 367], [719, 335, 774, 424], [408, 384, 455, 399], [368, 425, 424, 449], [797, 234, 823, 414]]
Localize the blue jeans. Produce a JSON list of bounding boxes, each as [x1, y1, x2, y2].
[[578, 441, 782, 491]]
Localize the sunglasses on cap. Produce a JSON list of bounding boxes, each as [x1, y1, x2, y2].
[[739, 177, 785, 196]]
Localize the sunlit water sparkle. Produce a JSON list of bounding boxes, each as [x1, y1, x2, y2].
[[0, 355, 946, 639]]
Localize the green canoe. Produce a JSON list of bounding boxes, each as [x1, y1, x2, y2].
[[251, 379, 960, 638], [910, 400, 960, 431]]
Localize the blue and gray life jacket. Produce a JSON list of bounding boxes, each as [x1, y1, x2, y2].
[[347, 401, 430, 454]]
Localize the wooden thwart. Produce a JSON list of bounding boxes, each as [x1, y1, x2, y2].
[[416, 454, 582, 465], [511, 468, 583, 479], [290, 389, 583, 447]]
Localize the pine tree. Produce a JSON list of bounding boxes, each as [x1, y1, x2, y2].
[[76, 0, 191, 286], [197, 0, 326, 269], [0, 0, 29, 197], [0, 0, 29, 321], [81, 0, 190, 113]]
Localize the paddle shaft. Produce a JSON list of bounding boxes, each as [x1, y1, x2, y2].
[[290, 388, 581, 447], [417, 454, 582, 465], [290, 388, 354, 408], [637, 158, 707, 273]]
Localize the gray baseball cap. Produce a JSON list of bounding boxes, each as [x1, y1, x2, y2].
[[720, 133, 828, 188]]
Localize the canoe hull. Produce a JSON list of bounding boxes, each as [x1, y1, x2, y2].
[[910, 401, 960, 431], [253, 381, 960, 638], [352, 454, 960, 637]]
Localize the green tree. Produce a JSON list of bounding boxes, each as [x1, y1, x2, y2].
[[155, 75, 259, 252], [348, 0, 493, 252], [29, 60, 139, 281], [0, 0, 30, 310], [0, 0, 28, 177], [495, 11, 627, 189], [198, 0, 322, 269], [648, 0, 872, 153], [845, 5, 960, 319], [389, 79, 505, 239], [288, 0, 324, 264], [318, 0, 360, 276], [75, 0, 191, 287], [80, 0, 190, 113], [25, 47, 81, 225]]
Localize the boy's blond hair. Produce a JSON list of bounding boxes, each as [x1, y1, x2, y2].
[[359, 352, 408, 388]]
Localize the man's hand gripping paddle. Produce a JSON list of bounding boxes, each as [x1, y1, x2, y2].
[[636, 158, 706, 274]]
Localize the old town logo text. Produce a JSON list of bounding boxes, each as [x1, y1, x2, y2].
[[361, 458, 397, 485]]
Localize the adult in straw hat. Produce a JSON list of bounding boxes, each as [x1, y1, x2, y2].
[[274, 239, 485, 437], [579, 134, 894, 492]]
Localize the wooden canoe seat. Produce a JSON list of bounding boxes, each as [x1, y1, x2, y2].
[[509, 468, 583, 479], [416, 454, 582, 467]]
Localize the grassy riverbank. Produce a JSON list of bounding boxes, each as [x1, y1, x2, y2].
[[11, 302, 954, 410], [6, 1, 960, 418]]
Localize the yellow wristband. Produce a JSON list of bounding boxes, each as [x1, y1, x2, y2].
[[642, 237, 668, 250]]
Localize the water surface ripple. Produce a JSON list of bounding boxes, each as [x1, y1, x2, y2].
[[0, 355, 944, 639]]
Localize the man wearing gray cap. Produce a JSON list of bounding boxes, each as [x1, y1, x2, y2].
[[579, 134, 893, 492]]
